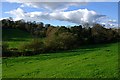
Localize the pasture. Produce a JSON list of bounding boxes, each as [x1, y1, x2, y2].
[[2, 28, 33, 48], [2, 42, 118, 78]]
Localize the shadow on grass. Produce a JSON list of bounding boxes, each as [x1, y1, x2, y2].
[[2, 28, 33, 41], [2, 46, 98, 63], [34, 42, 117, 60], [2, 42, 118, 64], [3, 38, 29, 42], [32, 42, 115, 61]]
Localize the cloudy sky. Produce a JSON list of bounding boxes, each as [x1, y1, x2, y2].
[[1, 0, 119, 27]]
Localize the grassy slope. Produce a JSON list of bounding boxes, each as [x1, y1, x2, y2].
[[2, 42, 118, 78], [2, 28, 33, 48], [0, 59, 1, 79]]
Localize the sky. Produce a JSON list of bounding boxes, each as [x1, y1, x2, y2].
[[1, 0, 119, 28]]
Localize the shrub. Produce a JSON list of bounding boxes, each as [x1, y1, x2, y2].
[[45, 32, 78, 52], [19, 39, 45, 55], [19, 42, 29, 52], [2, 42, 9, 52], [44, 34, 60, 52], [58, 32, 78, 50], [29, 39, 44, 52], [2, 42, 11, 57]]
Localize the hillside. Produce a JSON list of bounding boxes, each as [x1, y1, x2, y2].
[[2, 28, 33, 48], [2, 42, 118, 78]]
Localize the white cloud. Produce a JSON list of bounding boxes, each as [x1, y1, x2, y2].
[[3, 0, 87, 12], [5, 8, 106, 25], [3, 0, 119, 2], [20, 2, 84, 12], [100, 19, 118, 28], [108, 19, 117, 23], [49, 9, 106, 25], [4, 0, 119, 12], [0, 17, 10, 20], [3, 0, 118, 27], [5, 8, 25, 20], [106, 19, 118, 28]]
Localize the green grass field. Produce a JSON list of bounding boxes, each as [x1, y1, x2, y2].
[[2, 29, 44, 49], [2, 42, 118, 78], [2, 28, 33, 48], [2, 29, 119, 78]]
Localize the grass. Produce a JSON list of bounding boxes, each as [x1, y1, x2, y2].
[[2, 42, 119, 78], [2, 28, 119, 78], [2, 28, 42, 48], [2, 28, 33, 48], [0, 58, 1, 79]]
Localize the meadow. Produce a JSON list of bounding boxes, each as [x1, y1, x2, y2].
[[2, 28, 119, 78], [2, 28, 33, 48], [2, 42, 118, 78]]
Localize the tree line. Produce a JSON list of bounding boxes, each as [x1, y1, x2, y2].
[[1, 18, 120, 57]]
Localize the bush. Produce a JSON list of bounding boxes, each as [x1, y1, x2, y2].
[[44, 34, 60, 52], [45, 32, 78, 52], [28, 39, 44, 52], [2, 42, 11, 57], [2, 42, 9, 52], [19, 39, 45, 55], [58, 32, 78, 50], [19, 42, 29, 52]]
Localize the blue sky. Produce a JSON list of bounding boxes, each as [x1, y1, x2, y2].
[[1, 2, 118, 27]]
